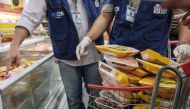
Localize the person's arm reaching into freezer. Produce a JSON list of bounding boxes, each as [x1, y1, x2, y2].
[[6, 0, 47, 72], [76, 1, 114, 60]]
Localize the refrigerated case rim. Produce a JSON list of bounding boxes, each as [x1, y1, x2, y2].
[[0, 36, 49, 53], [0, 52, 53, 92]]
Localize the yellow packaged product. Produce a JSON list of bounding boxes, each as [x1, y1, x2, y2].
[[133, 105, 163, 109], [105, 55, 139, 70], [141, 49, 179, 67], [120, 67, 150, 78], [138, 91, 173, 108], [137, 59, 177, 78], [145, 91, 174, 99], [99, 62, 129, 86], [139, 77, 176, 93], [124, 73, 142, 84], [96, 45, 139, 57]]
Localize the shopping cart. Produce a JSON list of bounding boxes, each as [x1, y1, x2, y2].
[[87, 82, 179, 109], [87, 41, 190, 109], [150, 60, 190, 109]]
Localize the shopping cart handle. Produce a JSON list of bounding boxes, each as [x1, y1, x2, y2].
[[180, 60, 190, 77], [87, 84, 153, 91]]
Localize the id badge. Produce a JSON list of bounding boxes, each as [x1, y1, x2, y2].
[[126, 5, 136, 23], [72, 11, 82, 24]]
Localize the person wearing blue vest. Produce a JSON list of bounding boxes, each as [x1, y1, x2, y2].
[[76, 0, 190, 63], [6, 0, 103, 109]]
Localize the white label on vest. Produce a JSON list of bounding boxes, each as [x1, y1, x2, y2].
[[153, 4, 167, 14], [95, 0, 100, 7], [114, 6, 120, 14], [72, 11, 82, 24], [126, 5, 136, 23]]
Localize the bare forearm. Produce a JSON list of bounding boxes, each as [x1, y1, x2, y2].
[[178, 24, 190, 44], [87, 13, 114, 41], [10, 27, 30, 49]]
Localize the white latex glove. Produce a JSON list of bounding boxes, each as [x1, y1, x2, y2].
[[76, 36, 92, 60], [104, 40, 110, 45], [173, 44, 190, 63]]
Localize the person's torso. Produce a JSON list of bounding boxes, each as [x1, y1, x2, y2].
[[46, 0, 103, 66], [110, 0, 172, 55]]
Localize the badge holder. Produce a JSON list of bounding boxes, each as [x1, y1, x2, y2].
[[126, 0, 141, 23], [126, 5, 136, 23], [72, 11, 82, 24]]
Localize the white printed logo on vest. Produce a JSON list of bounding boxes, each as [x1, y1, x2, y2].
[[114, 6, 120, 14], [55, 11, 64, 19], [153, 4, 167, 15]]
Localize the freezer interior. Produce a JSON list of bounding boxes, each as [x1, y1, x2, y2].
[[0, 39, 63, 109]]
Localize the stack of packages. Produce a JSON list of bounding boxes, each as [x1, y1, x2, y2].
[[94, 45, 179, 109]]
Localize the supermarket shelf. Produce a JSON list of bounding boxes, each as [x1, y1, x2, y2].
[[0, 36, 50, 53], [0, 52, 54, 92]]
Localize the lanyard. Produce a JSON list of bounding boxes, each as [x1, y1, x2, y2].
[[72, 0, 78, 10], [129, 0, 141, 12]]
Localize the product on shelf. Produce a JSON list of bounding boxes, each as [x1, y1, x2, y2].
[[0, 66, 11, 80], [96, 45, 139, 58], [2, 35, 13, 43], [105, 55, 139, 70], [141, 49, 179, 67], [137, 59, 177, 78]]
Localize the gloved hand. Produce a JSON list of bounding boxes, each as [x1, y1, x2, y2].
[[76, 36, 92, 60], [173, 44, 190, 63]]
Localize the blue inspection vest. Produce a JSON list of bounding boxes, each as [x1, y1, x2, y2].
[[110, 0, 172, 56], [46, 0, 103, 60]]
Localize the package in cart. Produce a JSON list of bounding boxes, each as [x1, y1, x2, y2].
[[137, 59, 177, 78], [96, 45, 139, 58], [104, 55, 139, 71], [140, 49, 179, 67], [99, 61, 129, 86]]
